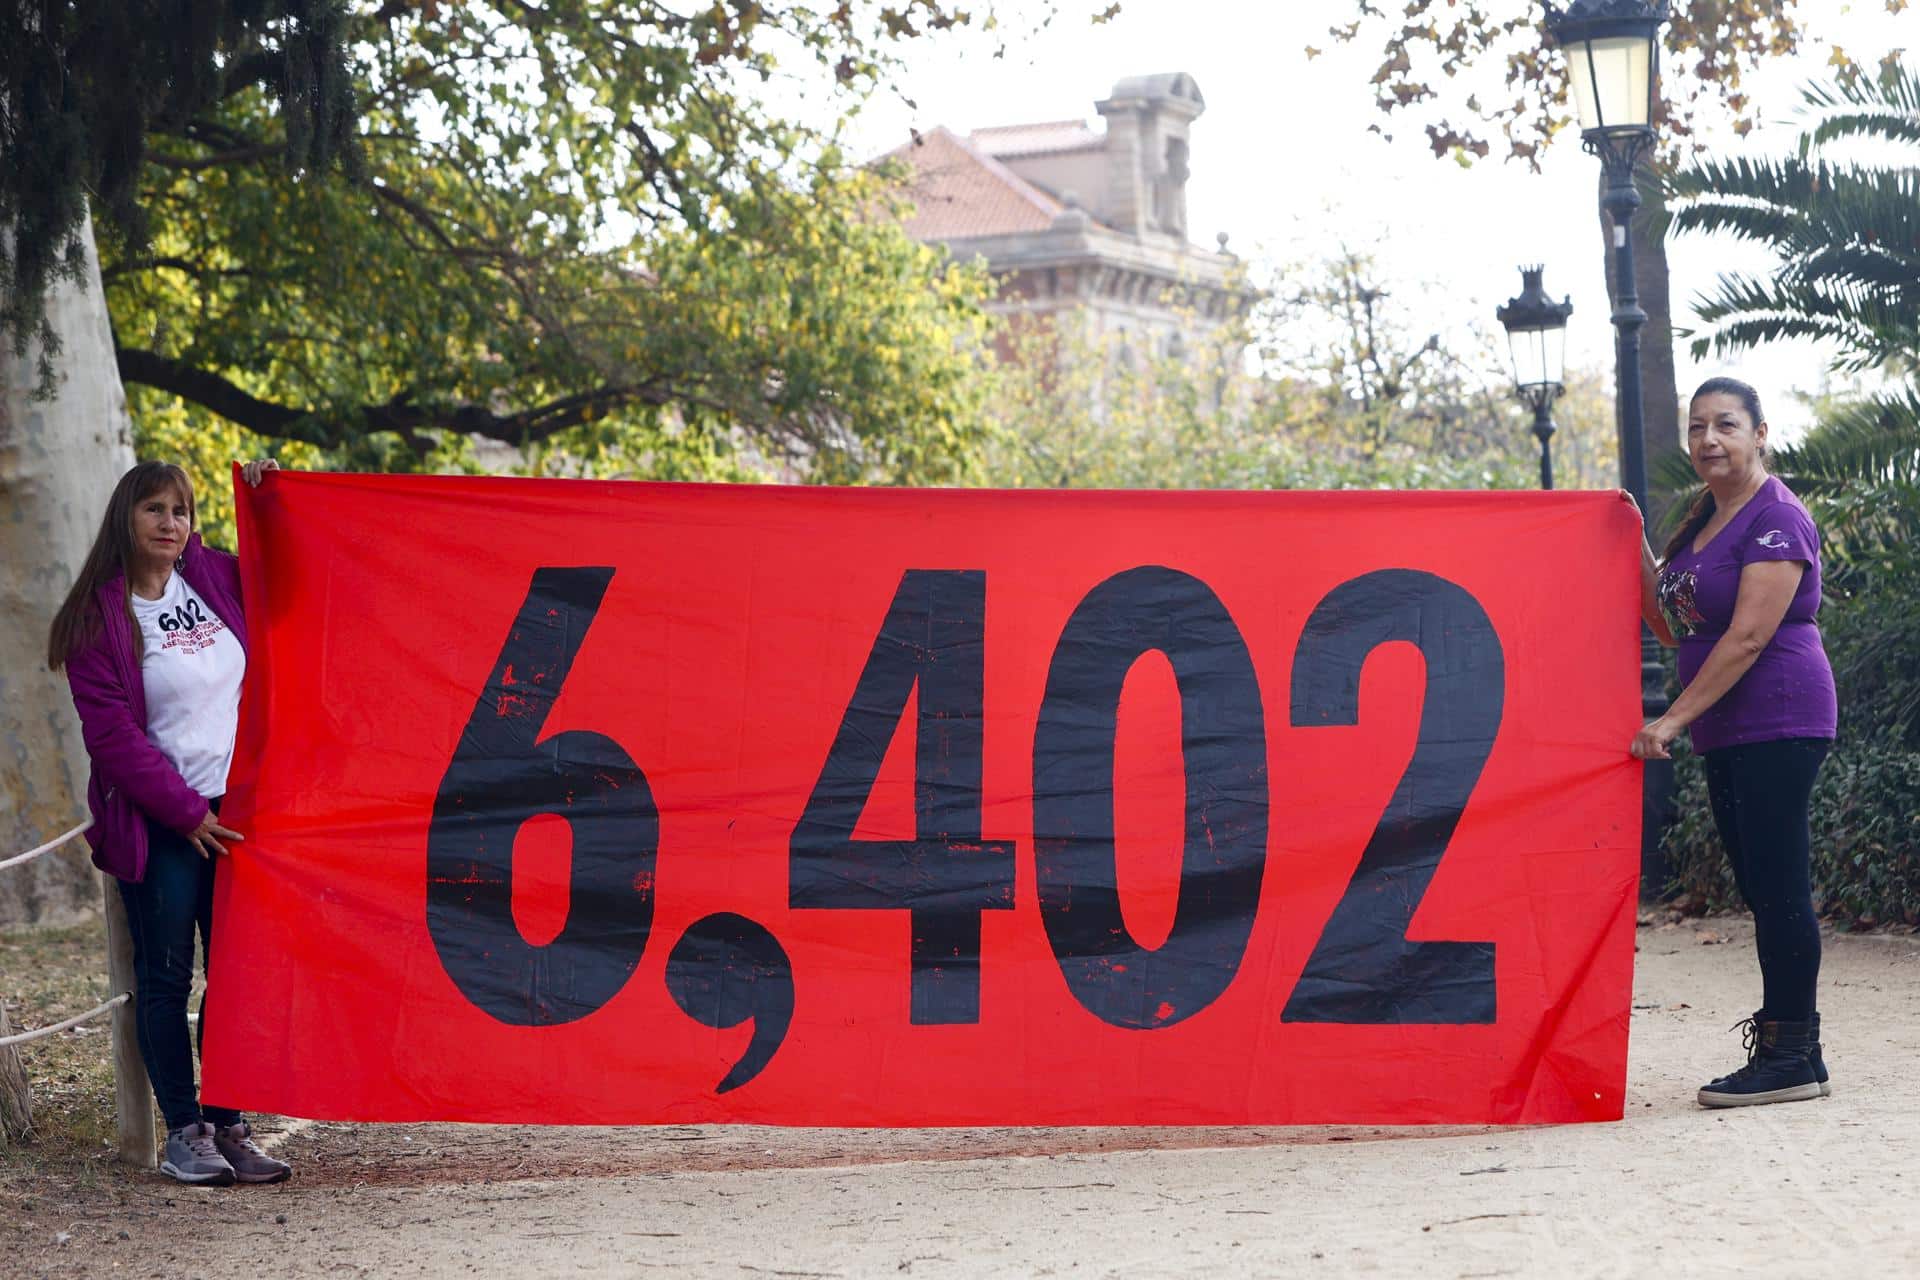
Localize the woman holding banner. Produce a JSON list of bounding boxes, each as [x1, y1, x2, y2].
[[46, 459, 291, 1185], [1626, 376, 1838, 1109]]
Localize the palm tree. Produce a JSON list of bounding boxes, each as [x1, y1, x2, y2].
[[1665, 62, 1919, 379], [1661, 62, 1920, 554], [1660, 64, 1920, 742]]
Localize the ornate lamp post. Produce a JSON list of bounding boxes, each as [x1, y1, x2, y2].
[[1546, 0, 1673, 895], [1497, 266, 1574, 490], [1545, 0, 1664, 511]]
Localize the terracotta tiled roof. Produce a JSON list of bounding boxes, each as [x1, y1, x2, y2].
[[883, 126, 1069, 241], [970, 119, 1103, 157]]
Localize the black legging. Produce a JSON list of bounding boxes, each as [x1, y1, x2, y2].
[[1703, 737, 1830, 1022]]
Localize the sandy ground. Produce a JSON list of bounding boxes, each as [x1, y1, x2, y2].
[[9, 915, 1919, 1279]]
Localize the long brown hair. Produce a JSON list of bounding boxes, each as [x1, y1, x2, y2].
[[1660, 377, 1768, 564], [46, 463, 197, 671]]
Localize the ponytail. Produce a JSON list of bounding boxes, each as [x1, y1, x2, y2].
[[1659, 487, 1716, 564]]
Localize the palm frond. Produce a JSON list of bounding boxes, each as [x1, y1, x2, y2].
[[1668, 62, 1920, 373], [1672, 162, 1920, 266], [1665, 156, 1817, 242], [1771, 390, 1920, 563], [1800, 63, 1920, 148], [1683, 272, 1895, 368], [1790, 169, 1920, 270], [1774, 389, 1920, 493], [1806, 108, 1920, 149]]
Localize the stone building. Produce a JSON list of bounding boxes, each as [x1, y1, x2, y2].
[[883, 72, 1243, 364]]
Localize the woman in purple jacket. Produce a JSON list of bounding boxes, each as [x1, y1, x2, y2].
[[1626, 377, 1839, 1109], [47, 459, 290, 1185]]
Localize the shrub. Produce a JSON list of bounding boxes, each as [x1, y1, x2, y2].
[[1665, 734, 1920, 928]]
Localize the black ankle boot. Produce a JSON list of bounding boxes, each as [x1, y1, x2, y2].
[[1697, 1011, 1832, 1108]]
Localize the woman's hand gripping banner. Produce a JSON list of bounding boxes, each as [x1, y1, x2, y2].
[[206, 473, 1644, 1125]]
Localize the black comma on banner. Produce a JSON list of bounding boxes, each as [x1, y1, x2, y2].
[[664, 913, 796, 1094]]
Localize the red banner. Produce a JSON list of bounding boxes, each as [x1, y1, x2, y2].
[[205, 473, 1643, 1125]]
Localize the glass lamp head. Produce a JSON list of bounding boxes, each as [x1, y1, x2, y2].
[[1545, 0, 1666, 136], [1497, 266, 1573, 410]]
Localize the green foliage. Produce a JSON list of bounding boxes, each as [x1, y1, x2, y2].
[[1772, 390, 1920, 572], [1809, 741, 1920, 925], [1665, 733, 1920, 928], [19, 2, 1071, 485], [1788, 401, 1920, 759], [978, 253, 1618, 492], [1, 1, 359, 387]]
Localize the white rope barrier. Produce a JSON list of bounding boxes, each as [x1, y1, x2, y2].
[[1, 818, 122, 1050], [0, 819, 93, 872], [0, 994, 129, 1049], [0, 815, 150, 1163]]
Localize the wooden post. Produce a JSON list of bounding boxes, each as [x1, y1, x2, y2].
[[102, 876, 156, 1166], [0, 1002, 33, 1144]]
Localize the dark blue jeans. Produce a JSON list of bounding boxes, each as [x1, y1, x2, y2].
[[117, 799, 243, 1133], [1704, 738, 1830, 1023]]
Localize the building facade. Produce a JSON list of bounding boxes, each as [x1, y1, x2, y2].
[[885, 73, 1243, 364]]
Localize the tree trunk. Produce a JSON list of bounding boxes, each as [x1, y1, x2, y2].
[[0, 1002, 33, 1144], [1599, 168, 1687, 532], [0, 211, 136, 926]]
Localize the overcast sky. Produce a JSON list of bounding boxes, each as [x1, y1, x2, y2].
[[823, 1, 1909, 443]]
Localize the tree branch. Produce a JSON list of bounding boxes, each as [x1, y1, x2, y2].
[[148, 144, 288, 171], [117, 348, 308, 436], [115, 346, 680, 447], [220, 51, 282, 101], [366, 180, 466, 253], [99, 255, 265, 283], [179, 118, 268, 150]]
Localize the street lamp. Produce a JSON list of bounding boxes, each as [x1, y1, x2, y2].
[[1496, 266, 1574, 490], [1545, 0, 1664, 515], [1545, 0, 1673, 897], [1554, 1, 1662, 144]]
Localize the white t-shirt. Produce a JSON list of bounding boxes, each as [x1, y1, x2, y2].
[[132, 573, 246, 800]]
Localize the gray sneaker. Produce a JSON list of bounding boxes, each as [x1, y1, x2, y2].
[[161, 1122, 236, 1186], [214, 1121, 292, 1184]]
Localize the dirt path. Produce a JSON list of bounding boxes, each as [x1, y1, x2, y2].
[[11, 916, 1920, 1279]]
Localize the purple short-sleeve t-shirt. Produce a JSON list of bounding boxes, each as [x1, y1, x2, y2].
[[1656, 475, 1837, 753]]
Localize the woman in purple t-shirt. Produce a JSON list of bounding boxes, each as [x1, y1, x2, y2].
[[1627, 377, 1837, 1110]]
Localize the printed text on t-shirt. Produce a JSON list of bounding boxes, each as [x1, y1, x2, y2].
[[154, 598, 227, 655]]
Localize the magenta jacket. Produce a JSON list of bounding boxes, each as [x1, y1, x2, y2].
[[64, 533, 249, 883]]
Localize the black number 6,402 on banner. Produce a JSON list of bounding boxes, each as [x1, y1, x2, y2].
[[427, 567, 658, 1026], [428, 561, 1505, 1048]]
